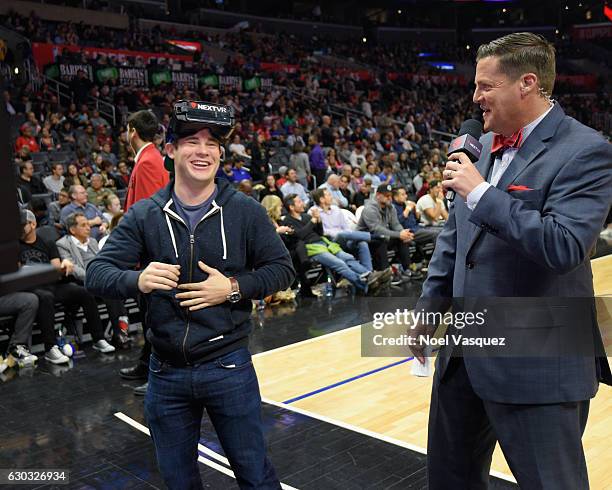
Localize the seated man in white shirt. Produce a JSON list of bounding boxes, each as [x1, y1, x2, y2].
[[56, 212, 131, 347], [310, 188, 372, 272], [43, 162, 65, 195], [280, 169, 310, 206], [416, 180, 448, 227], [318, 174, 349, 209]]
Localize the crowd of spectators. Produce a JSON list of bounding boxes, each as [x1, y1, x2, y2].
[[1, 9, 610, 372]]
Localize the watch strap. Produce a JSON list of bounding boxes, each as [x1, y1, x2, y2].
[[229, 277, 240, 294]]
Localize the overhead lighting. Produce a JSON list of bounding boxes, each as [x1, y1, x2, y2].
[[466, 45, 470, 50], [14, 67, 19, 74], [565, 5, 569, 10], [362, 37, 367, 43], [555, 29, 560, 34], [502, 8, 507, 13], [398, 9, 402, 14]]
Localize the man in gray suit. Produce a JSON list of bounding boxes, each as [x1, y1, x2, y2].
[[412, 33, 612, 489], [57, 212, 130, 346]]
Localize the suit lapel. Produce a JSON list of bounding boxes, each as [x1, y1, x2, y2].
[[494, 139, 546, 192], [496, 103, 564, 191], [465, 103, 565, 256]]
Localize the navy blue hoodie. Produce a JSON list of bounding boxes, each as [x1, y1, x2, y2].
[[86, 178, 295, 365]]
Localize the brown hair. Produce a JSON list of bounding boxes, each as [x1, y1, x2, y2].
[[476, 32, 556, 96]]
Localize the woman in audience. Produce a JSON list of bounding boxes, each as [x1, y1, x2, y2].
[[39, 127, 60, 152], [339, 175, 354, 209], [262, 196, 292, 235], [350, 167, 365, 194], [261, 195, 315, 297], [259, 174, 283, 201], [64, 163, 89, 189], [99, 160, 118, 191], [58, 120, 77, 149], [326, 148, 342, 174], [102, 194, 122, 224]]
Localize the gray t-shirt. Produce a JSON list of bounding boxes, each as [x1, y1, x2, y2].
[[172, 186, 218, 233]]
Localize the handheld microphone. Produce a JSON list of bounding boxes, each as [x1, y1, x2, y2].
[[445, 119, 483, 202]]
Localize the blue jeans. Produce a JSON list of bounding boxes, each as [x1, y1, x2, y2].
[[312, 246, 369, 290], [144, 349, 280, 490], [335, 230, 373, 272]]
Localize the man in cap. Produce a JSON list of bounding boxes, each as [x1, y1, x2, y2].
[[86, 100, 294, 489], [357, 184, 422, 280], [229, 154, 252, 183]]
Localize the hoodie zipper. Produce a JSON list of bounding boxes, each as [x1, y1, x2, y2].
[[163, 200, 223, 366], [182, 233, 195, 365]]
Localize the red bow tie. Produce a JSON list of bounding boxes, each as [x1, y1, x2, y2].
[[491, 129, 524, 154]]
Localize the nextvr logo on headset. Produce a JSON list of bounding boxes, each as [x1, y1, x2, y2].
[[189, 102, 228, 112]]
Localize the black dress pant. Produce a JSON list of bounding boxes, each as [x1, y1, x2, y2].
[[428, 357, 590, 490], [368, 237, 411, 271], [32, 282, 104, 350]]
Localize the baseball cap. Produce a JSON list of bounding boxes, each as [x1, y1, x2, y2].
[[20, 209, 36, 225], [376, 184, 394, 194]]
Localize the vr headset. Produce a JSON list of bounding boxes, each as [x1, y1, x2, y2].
[[166, 100, 235, 144]]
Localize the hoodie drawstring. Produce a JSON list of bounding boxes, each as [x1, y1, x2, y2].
[[219, 206, 227, 260], [164, 200, 226, 261], [165, 213, 179, 259]]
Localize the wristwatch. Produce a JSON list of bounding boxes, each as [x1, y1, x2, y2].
[[227, 277, 242, 303]]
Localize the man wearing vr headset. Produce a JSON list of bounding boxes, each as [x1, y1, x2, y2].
[[86, 100, 295, 489]]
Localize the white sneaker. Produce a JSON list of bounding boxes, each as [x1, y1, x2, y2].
[[45, 346, 70, 365], [93, 339, 116, 354]]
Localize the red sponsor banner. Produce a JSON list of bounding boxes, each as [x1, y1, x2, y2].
[[571, 23, 612, 40], [32, 42, 192, 70], [259, 62, 300, 74]]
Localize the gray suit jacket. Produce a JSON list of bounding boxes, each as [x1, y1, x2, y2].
[[419, 103, 612, 404], [56, 235, 99, 283]]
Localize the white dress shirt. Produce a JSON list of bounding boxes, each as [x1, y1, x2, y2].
[[70, 235, 90, 252]]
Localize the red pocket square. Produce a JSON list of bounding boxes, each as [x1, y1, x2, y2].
[[507, 185, 533, 192]]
